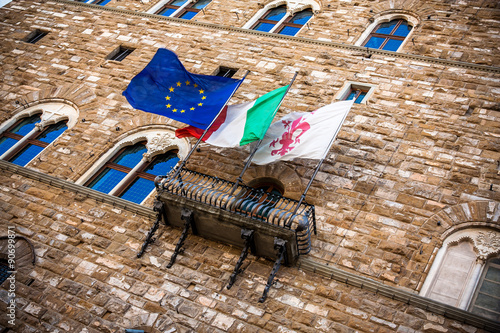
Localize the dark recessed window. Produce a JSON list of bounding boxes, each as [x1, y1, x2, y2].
[[25, 29, 48, 44], [215, 67, 238, 78], [107, 46, 135, 62], [0, 259, 12, 285]]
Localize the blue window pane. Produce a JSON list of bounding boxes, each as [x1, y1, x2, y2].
[[393, 22, 412, 37], [264, 7, 286, 21], [119, 177, 156, 204], [158, 8, 177, 16], [355, 91, 367, 104], [279, 26, 300, 36], [88, 168, 127, 194], [179, 11, 198, 20], [192, 0, 210, 9], [144, 153, 179, 176], [289, 10, 312, 25], [37, 122, 67, 143], [375, 20, 398, 34], [0, 137, 18, 156], [346, 91, 357, 101], [11, 115, 41, 136], [171, 0, 188, 5], [10, 144, 44, 166], [113, 144, 147, 168], [383, 39, 403, 51], [365, 36, 385, 49], [93, 0, 112, 5], [254, 22, 275, 32]]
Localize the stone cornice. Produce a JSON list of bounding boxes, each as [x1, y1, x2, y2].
[[0, 159, 155, 219], [1, 159, 499, 332], [298, 258, 500, 333], [42, 0, 500, 74]]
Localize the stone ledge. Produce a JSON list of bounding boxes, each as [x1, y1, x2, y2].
[[0, 160, 155, 219], [44, 0, 500, 74], [298, 257, 500, 333]]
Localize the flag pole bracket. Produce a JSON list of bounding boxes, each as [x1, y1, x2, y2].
[[167, 208, 196, 268], [259, 237, 288, 303], [137, 199, 169, 258], [227, 229, 255, 289]]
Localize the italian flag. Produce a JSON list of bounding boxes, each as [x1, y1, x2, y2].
[[175, 86, 289, 147]]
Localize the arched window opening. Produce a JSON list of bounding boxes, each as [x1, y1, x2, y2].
[[420, 228, 500, 320], [362, 19, 413, 51], [276, 9, 313, 36], [251, 6, 287, 33], [85, 141, 180, 204], [0, 114, 68, 167], [469, 257, 500, 321], [154, 0, 212, 20]]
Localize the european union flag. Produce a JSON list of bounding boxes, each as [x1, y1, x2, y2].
[[123, 48, 243, 130]]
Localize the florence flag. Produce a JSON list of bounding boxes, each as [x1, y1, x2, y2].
[[175, 85, 289, 147], [251, 100, 355, 165]]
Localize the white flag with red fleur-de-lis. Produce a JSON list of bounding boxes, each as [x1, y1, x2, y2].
[[251, 100, 355, 165]]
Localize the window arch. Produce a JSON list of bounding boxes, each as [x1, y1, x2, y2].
[[149, 0, 212, 20], [77, 130, 189, 205], [244, 0, 319, 37], [0, 102, 78, 167], [356, 13, 418, 52], [420, 228, 500, 320]]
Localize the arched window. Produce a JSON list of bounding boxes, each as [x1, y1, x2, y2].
[[362, 19, 413, 51], [85, 142, 179, 204], [420, 229, 500, 320], [151, 0, 212, 20], [469, 257, 500, 321], [245, 1, 317, 37], [78, 130, 189, 205], [0, 102, 77, 167], [251, 6, 287, 33]]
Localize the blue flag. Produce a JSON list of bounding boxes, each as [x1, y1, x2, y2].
[[123, 48, 243, 129]]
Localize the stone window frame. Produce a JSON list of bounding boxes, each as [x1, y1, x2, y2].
[[419, 228, 500, 312], [335, 81, 376, 105], [76, 129, 190, 205], [355, 12, 419, 52], [242, 0, 320, 36], [147, 0, 212, 20], [0, 102, 79, 166]]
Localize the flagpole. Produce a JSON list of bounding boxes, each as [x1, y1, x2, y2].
[[228, 72, 298, 196], [287, 101, 353, 225], [167, 70, 250, 183]]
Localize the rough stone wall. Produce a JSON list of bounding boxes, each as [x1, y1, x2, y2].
[[0, 0, 499, 332], [0, 169, 492, 333]]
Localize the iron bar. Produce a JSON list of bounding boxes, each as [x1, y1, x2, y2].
[[137, 200, 168, 258], [227, 229, 255, 289], [167, 208, 196, 268], [259, 238, 287, 303]]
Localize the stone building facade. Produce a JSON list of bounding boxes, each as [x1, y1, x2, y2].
[[0, 0, 499, 332]]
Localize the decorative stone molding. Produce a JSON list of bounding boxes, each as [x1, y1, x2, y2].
[[144, 132, 177, 161], [445, 229, 500, 260]]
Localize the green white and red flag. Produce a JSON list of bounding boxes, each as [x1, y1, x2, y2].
[[175, 86, 289, 147]]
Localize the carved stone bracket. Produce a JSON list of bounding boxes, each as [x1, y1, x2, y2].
[[143, 132, 177, 162]]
